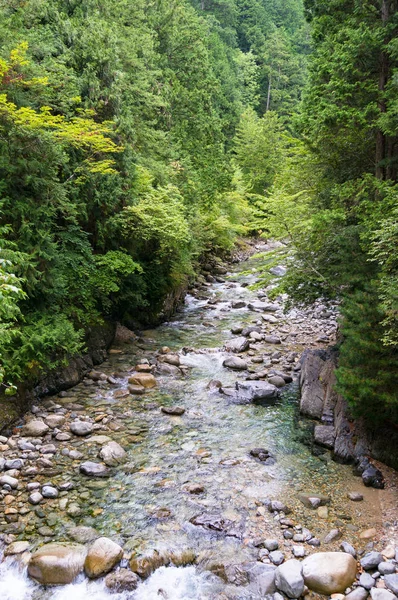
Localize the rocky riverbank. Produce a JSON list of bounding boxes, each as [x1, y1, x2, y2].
[[0, 241, 396, 599]]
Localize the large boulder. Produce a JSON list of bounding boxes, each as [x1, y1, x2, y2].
[[84, 537, 123, 579], [224, 337, 250, 353], [275, 559, 304, 598], [99, 441, 126, 467], [235, 380, 279, 404], [28, 543, 86, 585], [128, 373, 157, 388], [302, 552, 357, 595], [314, 425, 336, 449]]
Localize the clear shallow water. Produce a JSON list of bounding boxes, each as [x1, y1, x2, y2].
[[0, 249, 383, 599]]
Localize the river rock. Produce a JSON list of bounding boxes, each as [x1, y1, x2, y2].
[[298, 492, 330, 509], [268, 500, 290, 513], [264, 540, 279, 551], [159, 354, 180, 367], [302, 552, 357, 594], [84, 537, 123, 578], [223, 356, 248, 370], [348, 491, 364, 501], [246, 563, 276, 595], [161, 406, 185, 416], [99, 441, 126, 466], [29, 491, 43, 504], [346, 587, 369, 600], [156, 362, 182, 376], [231, 301, 246, 309], [268, 376, 286, 388], [340, 541, 357, 557], [224, 337, 250, 353], [385, 574, 398, 595], [42, 485, 59, 499], [128, 373, 157, 388], [264, 335, 282, 344], [23, 420, 49, 437], [70, 421, 93, 436], [360, 552, 383, 570], [378, 562, 396, 575], [0, 474, 18, 489], [68, 526, 99, 543], [235, 380, 279, 404], [28, 543, 86, 585], [128, 384, 146, 395], [45, 415, 65, 429], [80, 461, 110, 477], [275, 559, 304, 598], [4, 541, 30, 556], [362, 465, 384, 488], [324, 529, 342, 543], [270, 551, 285, 565], [105, 569, 140, 592], [359, 573, 375, 589], [370, 590, 396, 600]]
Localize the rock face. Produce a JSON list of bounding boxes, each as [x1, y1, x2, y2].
[[99, 441, 126, 467], [128, 373, 157, 388], [314, 425, 335, 448], [84, 537, 123, 578], [302, 552, 357, 595], [235, 380, 279, 404], [28, 543, 86, 585], [275, 559, 304, 598]]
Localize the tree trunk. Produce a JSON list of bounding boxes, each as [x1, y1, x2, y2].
[[375, 0, 389, 180], [266, 75, 272, 112]]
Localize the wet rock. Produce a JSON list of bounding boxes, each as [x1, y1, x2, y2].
[[161, 406, 185, 416], [223, 356, 248, 370], [275, 559, 304, 598], [235, 380, 279, 404], [156, 362, 182, 376], [23, 420, 49, 437], [340, 541, 357, 557], [128, 384, 146, 395], [250, 448, 274, 463], [370, 590, 396, 600], [128, 373, 157, 388], [84, 537, 123, 579], [268, 501, 290, 514], [56, 432, 71, 441], [5, 459, 24, 470], [105, 569, 139, 592], [28, 543, 86, 585], [385, 574, 398, 595], [246, 563, 276, 595], [362, 465, 384, 489], [183, 484, 205, 494], [190, 513, 234, 534], [302, 552, 357, 595], [224, 337, 250, 353], [4, 541, 30, 556], [135, 364, 152, 372], [99, 441, 127, 467], [207, 380, 222, 391], [79, 461, 110, 477], [159, 354, 180, 367], [348, 492, 364, 501], [68, 526, 99, 544], [270, 551, 285, 565], [42, 485, 59, 499], [224, 564, 249, 585], [360, 552, 383, 570], [314, 425, 335, 449], [298, 492, 330, 509], [70, 421, 93, 436], [231, 301, 246, 309], [359, 573, 376, 589], [231, 326, 243, 334], [324, 529, 342, 543]]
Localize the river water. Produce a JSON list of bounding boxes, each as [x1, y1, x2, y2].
[[0, 245, 387, 599]]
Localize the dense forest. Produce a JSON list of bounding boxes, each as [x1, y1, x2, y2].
[[0, 0, 397, 426]]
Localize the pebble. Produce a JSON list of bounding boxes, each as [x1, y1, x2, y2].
[[29, 492, 43, 505], [270, 551, 285, 565], [359, 573, 375, 590], [42, 486, 59, 499], [378, 562, 396, 575], [361, 552, 383, 570]]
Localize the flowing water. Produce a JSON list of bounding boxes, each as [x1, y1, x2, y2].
[[0, 247, 387, 599]]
